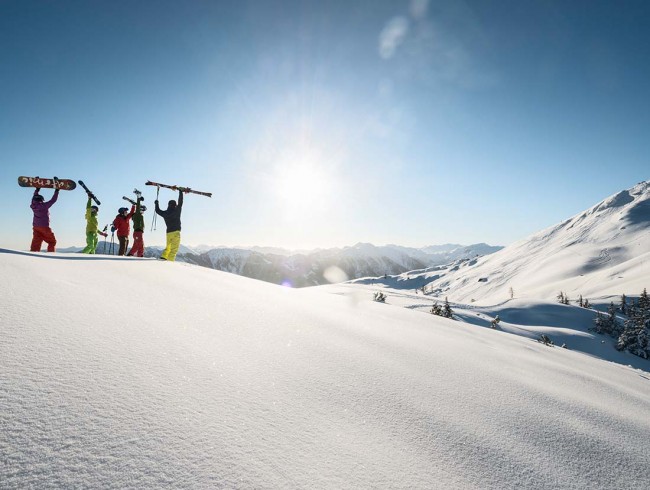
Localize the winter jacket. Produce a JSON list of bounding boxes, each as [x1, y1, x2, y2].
[[31, 189, 59, 227], [85, 198, 99, 233], [132, 200, 145, 232], [155, 190, 183, 233], [112, 205, 135, 237]]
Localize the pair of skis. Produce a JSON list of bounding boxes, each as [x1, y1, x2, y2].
[[19, 176, 212, 200], [123, 188, 146, 210], [78, 180, 101, 205], [145, 180, 212, 198]]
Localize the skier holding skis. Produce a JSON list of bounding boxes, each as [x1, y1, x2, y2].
[[154, 188, 186, 261], [112, 205, 135, 256], [81, 196, 107, 254], [30, 187, 59, 252], [127, 197, 146, 257]]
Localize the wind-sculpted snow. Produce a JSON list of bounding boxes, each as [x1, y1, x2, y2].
[[1, 249, 649, 488]]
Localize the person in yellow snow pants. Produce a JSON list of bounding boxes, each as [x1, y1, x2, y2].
[[161, 231, 181, 261], [155, 188, 186, 262]]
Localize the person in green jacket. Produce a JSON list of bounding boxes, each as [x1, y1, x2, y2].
[[81, 197, 107, 254], [127, 197, 146, 257]]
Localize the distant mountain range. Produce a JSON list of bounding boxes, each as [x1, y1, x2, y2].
[[80, 242, 503, 287]]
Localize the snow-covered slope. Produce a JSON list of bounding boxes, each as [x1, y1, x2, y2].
[[410, 181, 650, 305], [1, 248, 649, 488]]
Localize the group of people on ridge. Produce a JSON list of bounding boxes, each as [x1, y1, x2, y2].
[[29, 186, 187, 262]]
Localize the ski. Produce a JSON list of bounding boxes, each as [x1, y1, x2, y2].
[[122, 196, 137, 205], [145, 180, 212, 198], [18, 176, 76, 190], [78, 180, 101, 205]]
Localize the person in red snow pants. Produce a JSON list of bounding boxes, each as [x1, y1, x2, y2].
[[30, 188, 59, 252]]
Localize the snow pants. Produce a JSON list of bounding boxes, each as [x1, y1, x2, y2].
[[161, 231, 181, 261], [31, 226, 56, 252], [117, 236, 129, 256], [82, 231, 98, 254], [128, 230, 144, 257]]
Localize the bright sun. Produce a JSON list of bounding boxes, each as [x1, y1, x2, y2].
[[271, 149, 333, 220]]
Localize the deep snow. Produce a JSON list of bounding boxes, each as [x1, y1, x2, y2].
[[1, 249, 649, 488]]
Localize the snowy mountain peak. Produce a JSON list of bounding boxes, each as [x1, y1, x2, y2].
[[409, 181, 650, 305]]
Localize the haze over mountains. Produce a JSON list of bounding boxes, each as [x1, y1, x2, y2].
[[91, 242, 503, 287]]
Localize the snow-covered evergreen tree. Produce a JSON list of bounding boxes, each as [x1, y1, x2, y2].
[[373, 291, 386, 303], [591, 302, 621, 337], [616, 289, 650, 359], [442, 297, 453, 319], [430, 303, 442, 316], [620, 294, 627, 315]]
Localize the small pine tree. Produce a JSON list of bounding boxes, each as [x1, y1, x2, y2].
[[620, 294, 627, 315], [578, 295, 584, 307], [639, 288, 649, 311], [490, 315, 501, 329], [557, 291, 565, 304], [538, 334, 554, 346], [616, 288, 650, 358], [617, 320, 649, 359], [593, 312, 607, 334], [373, 291, 386, 303], [509, 287, 514, 300], [430, 303, 442, 316], [583, 299, 591, 308], [442, 297, 453, 318], [607, 302, 621, 336]]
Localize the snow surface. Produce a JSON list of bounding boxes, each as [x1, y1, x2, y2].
[[1, 248, 650, 488], [329, 181, 650, 373]]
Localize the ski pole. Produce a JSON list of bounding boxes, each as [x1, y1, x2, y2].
[[151, 185, 159, 232], [102, 225, 108, 254]]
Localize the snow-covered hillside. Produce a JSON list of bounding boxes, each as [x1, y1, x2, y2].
[[384, 181, 650, 305], [1, 248, 649, 488]]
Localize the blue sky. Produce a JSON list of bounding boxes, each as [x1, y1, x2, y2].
[[1, 0, 648, 251]]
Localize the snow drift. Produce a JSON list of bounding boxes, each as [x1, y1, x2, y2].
[[1, 249, 649, 488]]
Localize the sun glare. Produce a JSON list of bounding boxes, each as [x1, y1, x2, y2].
[[271, 149, 333, 220]]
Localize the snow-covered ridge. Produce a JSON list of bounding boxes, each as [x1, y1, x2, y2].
[[402, 180, 650, 305], [1, 248, 649, 488]]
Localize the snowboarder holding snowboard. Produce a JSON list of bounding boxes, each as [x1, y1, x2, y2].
[[112, 205, 135, 256], [127, 197, 146, 257], [81, 196, 107, 254], [155, 188, 186, 261], [30, 187, 59, 252]]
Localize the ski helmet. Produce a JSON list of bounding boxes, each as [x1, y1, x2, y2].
[[140, 205, 147, 212], [118, 207, 128, 214], [168, 200, 177, 209], [91, 205, 99, 212], [33, 194, 44, 202]]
